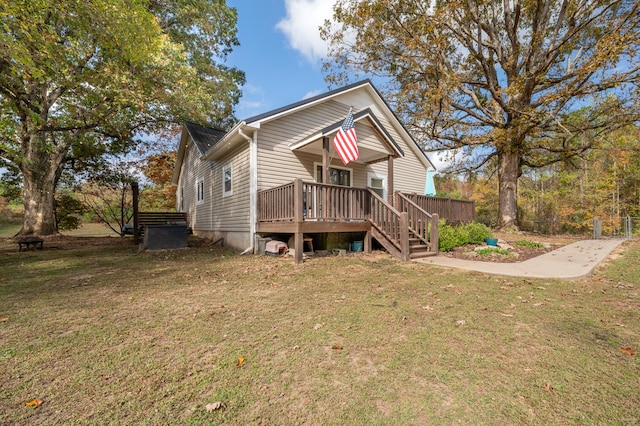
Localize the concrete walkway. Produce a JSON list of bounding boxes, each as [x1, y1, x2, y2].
[[416, 238, 626, 279]]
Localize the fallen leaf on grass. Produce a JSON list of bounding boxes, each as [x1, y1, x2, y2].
[[0, 317, 8, 322], [541, 383, 555, 394], [619, 347, 636, 356], [205, 401, 226, 412], [25, 399, 42, 407], [332, 344, 343, 350], [236, 356, 245, 367]]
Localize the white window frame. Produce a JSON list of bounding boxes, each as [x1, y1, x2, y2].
[[367, 172, 387, 200], [196, 179, 204, 205], [222, 163, 233, 197], [313, 162, 353, 187]]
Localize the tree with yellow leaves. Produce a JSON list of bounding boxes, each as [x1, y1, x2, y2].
[[322, 0, 640, 229]]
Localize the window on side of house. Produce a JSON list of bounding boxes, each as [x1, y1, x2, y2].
[[196, 179, 204, 205], [368, 172, 386, 199], [223, 163, 233, 197]]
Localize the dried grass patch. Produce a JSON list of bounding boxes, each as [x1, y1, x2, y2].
[[0, 237, 638, 424]]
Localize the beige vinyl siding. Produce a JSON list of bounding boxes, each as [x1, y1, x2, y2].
[[332, 91, 428, 194], [177, 139, 213, 231], [209, 143, 251, 232], [257, 100, 350, 190], [256, 96, 427, 194]]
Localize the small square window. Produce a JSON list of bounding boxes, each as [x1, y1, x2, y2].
[[223, 164, 233, 197], [368, 173, 386, 199]]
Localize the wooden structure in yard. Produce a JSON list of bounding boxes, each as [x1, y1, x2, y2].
[[131, 182, 189, 248], [258, 178, 448, 264]]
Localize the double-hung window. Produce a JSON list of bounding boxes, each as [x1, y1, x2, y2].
[[222, 163, 233, 197], [196, 179, 204, 205]]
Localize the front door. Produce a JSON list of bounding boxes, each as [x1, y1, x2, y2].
[[315, 164, 352, 186]]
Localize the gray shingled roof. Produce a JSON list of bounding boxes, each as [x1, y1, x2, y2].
[[243, 79, 373, 124], [184, 121, 227, 155]]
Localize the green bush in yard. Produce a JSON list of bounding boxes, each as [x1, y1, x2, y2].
[[438, 221, 492, 251], [464, 222, 492, 244]]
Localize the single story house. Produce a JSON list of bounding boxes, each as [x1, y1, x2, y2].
[[172, 80, 458, 263]]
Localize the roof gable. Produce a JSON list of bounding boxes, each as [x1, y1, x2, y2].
[[240, 80, 433, 169], [184, 121, 227, 154], [321, 108, 404, 157]]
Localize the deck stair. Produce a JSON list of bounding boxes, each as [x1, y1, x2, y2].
[[257, 179, 447, 263]]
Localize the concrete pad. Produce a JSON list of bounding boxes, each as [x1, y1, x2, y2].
[[416, 238, 625, 280]]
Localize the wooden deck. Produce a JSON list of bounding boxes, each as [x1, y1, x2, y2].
[[257, 179, 474, 263]]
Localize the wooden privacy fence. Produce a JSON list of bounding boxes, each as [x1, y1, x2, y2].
[[400, 193, 475, 224]]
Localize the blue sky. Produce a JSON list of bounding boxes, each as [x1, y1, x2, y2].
[[226, 0, 336, 119]]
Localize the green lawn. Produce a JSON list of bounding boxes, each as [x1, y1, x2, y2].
[[1, 236, 638, 424]]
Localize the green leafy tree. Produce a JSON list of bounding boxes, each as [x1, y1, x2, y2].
[[322, 0, 640, 229], [0, 161, 21, 203], [55, 192, 85, 231], [0, 0, 244, 236]]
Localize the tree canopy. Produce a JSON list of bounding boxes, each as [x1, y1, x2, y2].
[[0, 0, 244, 235], [322, 0, 640, 228]]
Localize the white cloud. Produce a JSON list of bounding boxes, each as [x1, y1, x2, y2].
[[302, 89, 323, 99], [276, 0, 335, 63]]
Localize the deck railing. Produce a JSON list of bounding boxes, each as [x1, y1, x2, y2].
[[396, 192, 439, 253], [301, 181, 369, 221], [258, 179, 369, 222], [400, 193, 475, 224], [368, 189, 408, 260], [257, 180, 460, 262], [257, 181, 296, 222]]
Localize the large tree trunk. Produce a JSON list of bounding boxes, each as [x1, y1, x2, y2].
[[17, 133, 66, 236], [497, 149, 520, 230], [20, 173, 58, 236]]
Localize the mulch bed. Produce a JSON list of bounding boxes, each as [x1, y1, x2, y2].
[[440, 232, 584, 263]]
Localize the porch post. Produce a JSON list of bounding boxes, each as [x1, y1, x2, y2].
[[364, 229, 372, 253], [322, 137, 329, 219], [293, 178, 304, 264], [322, 137, 330, 184], [132, 181, 139, 245], [400, 212, 410, 261], [431, 213, 439, 255], [387, 155, 394, 206]]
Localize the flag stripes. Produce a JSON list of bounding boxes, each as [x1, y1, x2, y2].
[[333, 109, 359, 165]]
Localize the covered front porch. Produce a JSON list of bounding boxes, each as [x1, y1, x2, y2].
[[257, 179, 446, 263]]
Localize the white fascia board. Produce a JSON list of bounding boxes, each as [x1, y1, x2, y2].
[[201, 121, 259, 161], [171, 126, 190, 186]]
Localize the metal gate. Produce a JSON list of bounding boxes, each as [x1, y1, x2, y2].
[[622, 216, 640, 240]]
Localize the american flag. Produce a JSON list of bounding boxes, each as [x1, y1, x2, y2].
[[333, 109, 359, 165]]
